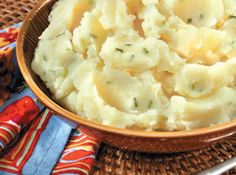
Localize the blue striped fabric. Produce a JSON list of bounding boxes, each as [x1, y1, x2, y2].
[[0, 23, 77, 175]]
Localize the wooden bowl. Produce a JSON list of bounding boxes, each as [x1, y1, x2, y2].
[[16, 0, 236, 153]]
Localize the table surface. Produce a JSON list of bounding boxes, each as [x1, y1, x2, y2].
[[1, 0, 236, 174]]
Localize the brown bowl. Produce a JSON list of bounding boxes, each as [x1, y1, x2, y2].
[[17, 0, 236, 153]]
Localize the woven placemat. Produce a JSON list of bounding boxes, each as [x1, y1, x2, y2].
[[1, 0, 236, 174], [0, 0, 38, 28], [92, 140, 236, 175]]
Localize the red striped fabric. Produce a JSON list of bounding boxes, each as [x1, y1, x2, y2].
[[0, 24, 101, 175], [0, 27, 19, 48], [0, 97, 40, 151], [0, 121, 20, 152], [0, 109, 52, 174], [52, 129, 100, 175]]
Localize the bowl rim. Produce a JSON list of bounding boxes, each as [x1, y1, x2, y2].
[[16, 0, 236, 139]]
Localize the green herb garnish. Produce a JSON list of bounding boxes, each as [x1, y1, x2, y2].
[[133, 97, 138, 108], [115, 48, 124, 53], [90, 33, 97, 39], [232, 40, 236, 44], [148, 100, 153, 108], [187, 18, 192, 23], [106, 81, 112, 84], [56, 31, 66, 38], [229, 15, 236, 19], [143, 48, 149, 54], [227, 101, 232, 105], [199, 14, 204, 20], [43, 56, 47, 61], [191, 83, 204, 92], [129, 54, 135, 61], [89, 0, 94, 4]]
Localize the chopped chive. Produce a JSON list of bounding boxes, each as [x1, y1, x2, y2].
[[232, 40, 236, 44], [229, 15, 236, 19], [129, 54, 135, 61], [106, 81, 112, 84], [231, 40, 236, 47], [227, 101, 232, 105], [148, 100, 153, 108], [115, 48, 124, 53], [191, 84, 196, 90], [199, 14, 204, 20], [143, 48, 149, 54], [43, 56, 47, 61], [187, 18, 192, 23], [125, 44, 132, 46], [56, 31, 66, 38], [191, 83, 203, 92], [133, 97, 138, 108], [90, 33, 97, 39]]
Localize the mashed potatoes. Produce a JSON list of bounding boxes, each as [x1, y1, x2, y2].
[[32, 0, 236, 131]]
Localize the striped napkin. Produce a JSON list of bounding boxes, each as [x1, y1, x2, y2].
[[0, 24, 100, 175]]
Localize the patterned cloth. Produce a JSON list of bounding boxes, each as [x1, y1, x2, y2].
[[0, 24, 100, 175]]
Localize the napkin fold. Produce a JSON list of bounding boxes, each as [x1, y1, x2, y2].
[[0, 24, 100, 175], [0, 96, 40, 152]]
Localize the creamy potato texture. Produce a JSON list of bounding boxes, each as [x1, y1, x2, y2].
[[32, 0, 236, 131]]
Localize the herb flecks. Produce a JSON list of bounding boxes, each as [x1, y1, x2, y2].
[[191, 83, 204, 92], [232, 40, 236, 45], [148, 100, 153, 108], [115, 48, 124, 53], [125, 44, 132, 46], [90, 33, 97, 39], [143, 48, 150, 54], [227, 101, 232, 105], [56, 31, 66, 38], [106, 81, 113, 84], [129, 54, 135, 61], [191, 83, 197, 90], [231, 40, 236, 48], [43, 56, 47, 61], [229, 15, 236, 19], [230, 40, 236, 47], [199, 14, 204, 20], [133, 97, 138, 108], [89, 0, 94, 4], [187, 18, 192, 23]]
